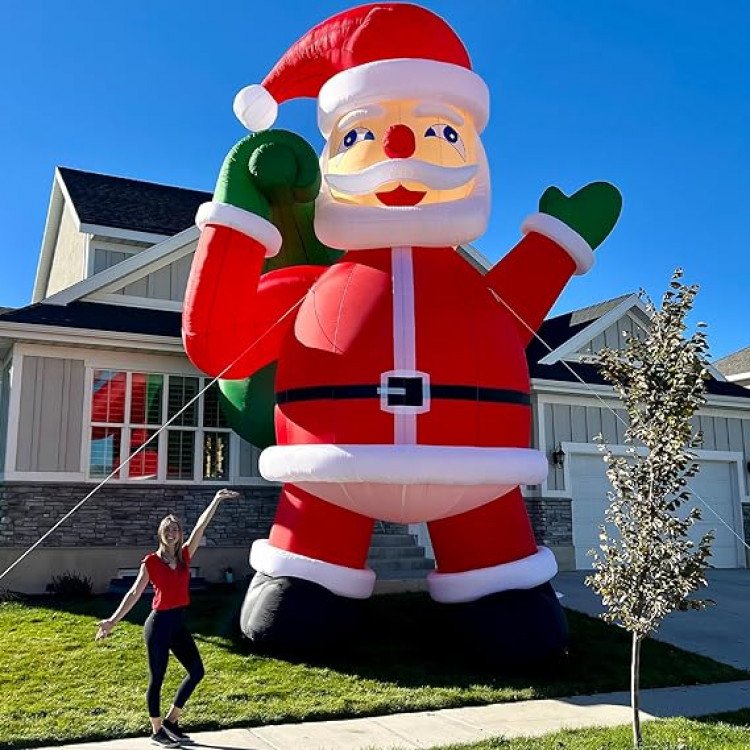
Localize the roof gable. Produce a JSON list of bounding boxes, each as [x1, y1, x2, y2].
[[44, 226, 199, 307], [533, 294, 646, 366]]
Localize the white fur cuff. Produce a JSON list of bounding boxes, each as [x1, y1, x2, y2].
[[250, 539, 376, 599], [521, 213, 594, 275], [196, 202, 282, 258], [427, 546, 558, 603]]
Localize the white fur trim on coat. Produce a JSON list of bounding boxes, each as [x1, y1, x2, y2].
[[250, 539, 376, 599], [317, 59, 490, 137], [259, 444, 547, 487], [521, 213, 594, 275], [196, 201, 282, 258], [427, 546, 558, 603]]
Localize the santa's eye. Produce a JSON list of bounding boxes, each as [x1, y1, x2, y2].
[[424, 123, 465, 158], [337, 127, 375, 154]]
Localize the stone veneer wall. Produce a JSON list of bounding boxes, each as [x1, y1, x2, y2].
[[0, 483, 280, 548], [525, 497, 575, 571], [525, 497, 572, 548]]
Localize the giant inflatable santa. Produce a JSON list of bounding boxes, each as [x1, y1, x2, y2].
[[183, 3, 621, 664]]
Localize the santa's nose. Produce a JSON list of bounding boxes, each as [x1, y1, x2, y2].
[[383, 124, 416, 159]]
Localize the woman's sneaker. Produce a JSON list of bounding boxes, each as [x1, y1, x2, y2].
[[163, 719, 193, 744], [150, 727, 180, 747]]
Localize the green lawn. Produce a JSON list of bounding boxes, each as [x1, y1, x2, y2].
[[0, 589, 746, 748], [409, 710, 750, 749]]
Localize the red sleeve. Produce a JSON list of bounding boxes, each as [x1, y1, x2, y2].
[[182, 224, 325, 379], [141, 553, 156, 579], [484, 232, 577, 347]]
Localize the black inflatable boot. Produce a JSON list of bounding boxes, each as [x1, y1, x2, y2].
[[240, 572, 364, 656], [444, 581, 568, 667]]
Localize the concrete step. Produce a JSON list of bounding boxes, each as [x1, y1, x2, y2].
[[368, 557, 436, 573], [373, 522, 411, 534], [376, 568, 431, 580], [369, 533, 417, 547], [367, 545, 426, 560], [374, 573, 430, 595]]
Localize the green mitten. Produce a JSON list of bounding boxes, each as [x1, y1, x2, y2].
[[213, 129, 321, 220], [539, 181, 622, 250]]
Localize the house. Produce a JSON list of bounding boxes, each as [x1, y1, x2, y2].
[[716, 348, 750, 389], [1, 167, 749, 594]]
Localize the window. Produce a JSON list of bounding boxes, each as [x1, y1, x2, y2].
[[88, 370, 233, 482]]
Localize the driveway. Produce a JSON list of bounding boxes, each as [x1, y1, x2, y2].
[[554, 569, 750, 671]]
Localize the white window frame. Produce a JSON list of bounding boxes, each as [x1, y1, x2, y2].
[[83, 366, 267, 486]]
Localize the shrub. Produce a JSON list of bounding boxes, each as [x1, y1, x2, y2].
[[46, 571, 93, 599], [0, 588, 20, 603]]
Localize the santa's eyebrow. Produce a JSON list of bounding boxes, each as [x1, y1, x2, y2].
[[336, 105, 386, 131], [412, 102, 465, 126]]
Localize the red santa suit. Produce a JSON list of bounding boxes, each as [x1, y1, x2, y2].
[[184, 208, 593, 602]]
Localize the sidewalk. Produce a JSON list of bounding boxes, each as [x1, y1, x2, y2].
[[34, 680, 750, 750]]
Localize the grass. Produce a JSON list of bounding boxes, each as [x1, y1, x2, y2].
[[0, 588, 746, 748], [401, 710, 750, 749]]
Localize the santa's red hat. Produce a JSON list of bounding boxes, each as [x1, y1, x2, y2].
[[233, 3, 490, 136]]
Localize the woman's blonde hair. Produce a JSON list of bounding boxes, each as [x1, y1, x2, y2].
[[157, 514, 185, 568]]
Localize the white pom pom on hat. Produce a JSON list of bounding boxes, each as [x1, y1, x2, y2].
[[231, 4, 489, 135], [233, 85, 279, 132]]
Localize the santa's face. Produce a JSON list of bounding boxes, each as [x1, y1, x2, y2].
[[314, 99, 491, 250], [324, 100, 480, 206]]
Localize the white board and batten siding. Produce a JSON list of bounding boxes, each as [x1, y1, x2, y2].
[[112, 254, 193, 302], [578, 314, 647, 356], [541, 400, 750, 569], [542, 402, 628, 492], [15, 356, 85, 473]]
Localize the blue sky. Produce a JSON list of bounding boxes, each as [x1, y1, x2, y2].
[[1, 1, 747, 359]]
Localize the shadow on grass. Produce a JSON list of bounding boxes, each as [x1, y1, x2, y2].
[[695, 708, 750, 728], [26, 587, 749, 697]]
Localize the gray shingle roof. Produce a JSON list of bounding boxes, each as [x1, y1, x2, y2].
[[715, 347, 750, 377], [57, 167, 211, 237]]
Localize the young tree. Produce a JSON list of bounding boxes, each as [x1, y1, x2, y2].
[[585, 270, 713, 748]]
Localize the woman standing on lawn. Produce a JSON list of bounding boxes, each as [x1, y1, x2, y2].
[[96, 488, 239, 748]]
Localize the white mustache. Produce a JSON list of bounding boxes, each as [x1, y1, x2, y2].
[[324, 159, 478, 196]]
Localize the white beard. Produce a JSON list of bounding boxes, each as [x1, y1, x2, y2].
[[314, 145, 491, 251]]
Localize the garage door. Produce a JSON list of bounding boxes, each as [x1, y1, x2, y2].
[[570, 451, 742, 569]]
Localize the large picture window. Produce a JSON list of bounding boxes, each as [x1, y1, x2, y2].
[[88, 370, 233, 482]]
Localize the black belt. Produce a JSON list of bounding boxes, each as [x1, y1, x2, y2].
[[276, 383, 530, 408]]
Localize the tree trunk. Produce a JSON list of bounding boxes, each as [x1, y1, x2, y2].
[[631, 633, 642, 748]]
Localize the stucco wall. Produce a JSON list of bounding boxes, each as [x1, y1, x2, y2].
[[46, 205, 86, 296]]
